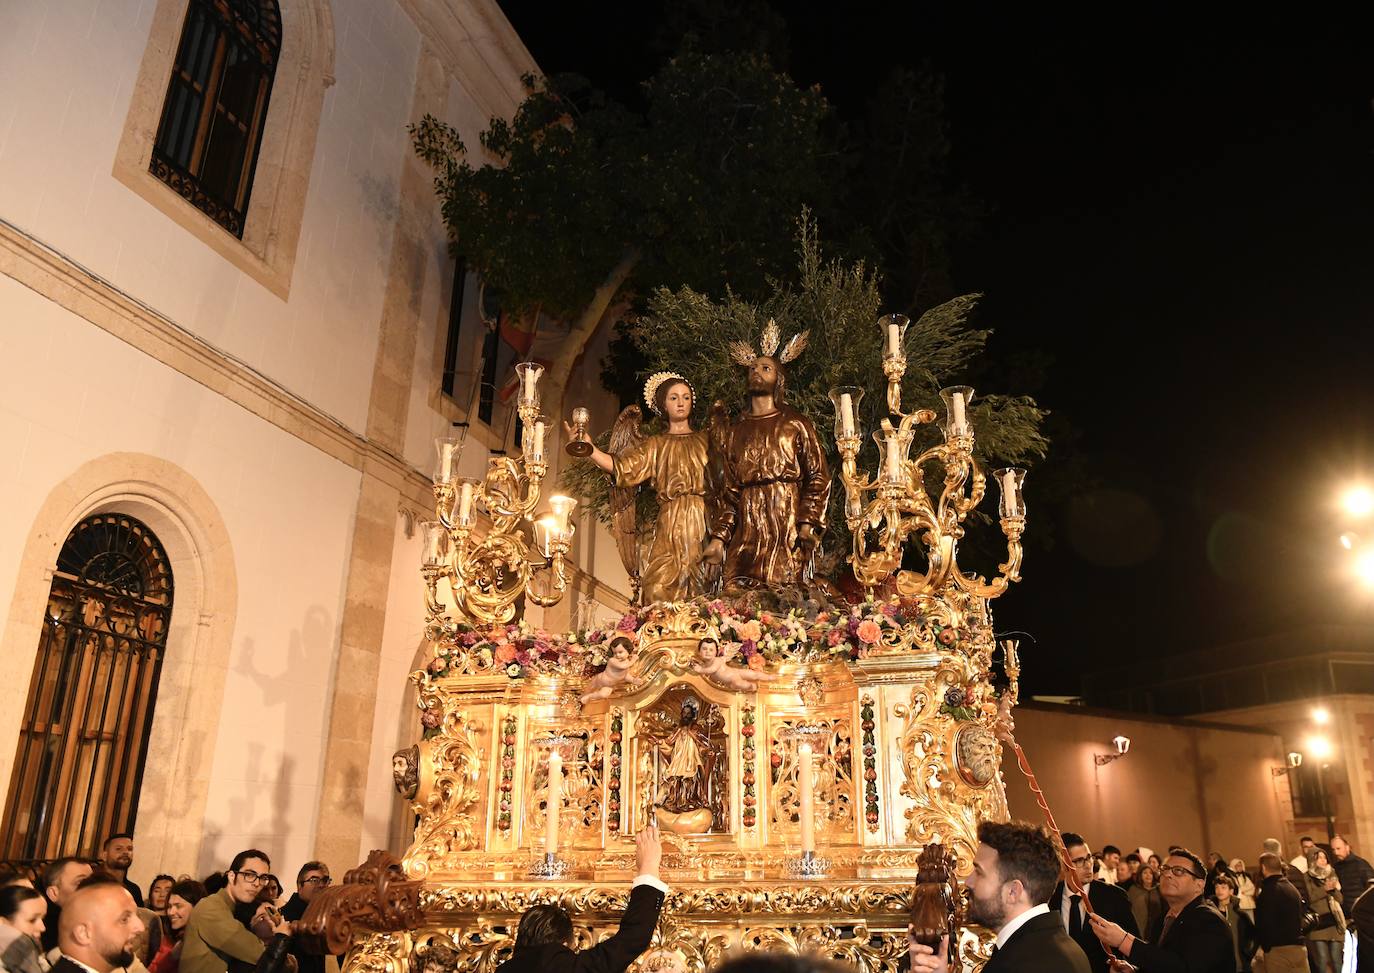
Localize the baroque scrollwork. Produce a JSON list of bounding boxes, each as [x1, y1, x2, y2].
[[404, 706, 486, 877]]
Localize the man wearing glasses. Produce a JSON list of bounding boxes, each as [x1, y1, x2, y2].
[[180, 850, 293, 973], [1049, 833, 1138, 973], [1087, 849, 1232, 973], [281, 862, 331, 973]]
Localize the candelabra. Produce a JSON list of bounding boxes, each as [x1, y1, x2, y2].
[[830, 314, 1028, 599], [420, 362, 578, 628]]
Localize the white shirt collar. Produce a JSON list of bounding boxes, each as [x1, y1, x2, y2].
[[996, 903, 1049, 950], [60, 956, 107, 973]]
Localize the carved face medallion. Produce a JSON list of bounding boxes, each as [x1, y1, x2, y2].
[[954, 724, 999, 788], [392, 744, 420, 799]]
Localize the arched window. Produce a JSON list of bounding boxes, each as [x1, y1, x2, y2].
[[150, 0, 282, 238], [1, 515, 174, 863]]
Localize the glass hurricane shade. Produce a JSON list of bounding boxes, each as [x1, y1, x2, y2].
[[993, 468, 1027, 519], [828, 386, 865, 441], [879, 313, 909, 360], [433, 437, 464, 484], [939, 386, 974, 441]]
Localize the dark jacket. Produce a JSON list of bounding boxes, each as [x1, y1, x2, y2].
[[495, 883, 665, 973], [1049, 880, 1139, 973], [39, 904, 61, 953], [1333, 852, 1374, 912], [124, 877, 146, 909], [1131, 894, 1233, 973], [983, 911, 1091, 973], [49, 957, 90, 973], [1216, 900, 1256, 973], [1349, 885, 1374, 973], [1253, 874, 1303, 950], [280, 893, 324, 973]]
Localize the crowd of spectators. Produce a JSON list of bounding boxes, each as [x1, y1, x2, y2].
[[2, 828, 1372, 973], [0, 835, 335, 973]]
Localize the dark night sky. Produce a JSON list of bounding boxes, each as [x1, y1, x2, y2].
[[496, 3, 1374, 694]]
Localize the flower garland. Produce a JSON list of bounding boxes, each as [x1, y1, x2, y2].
[[422, 597, 970, 683]]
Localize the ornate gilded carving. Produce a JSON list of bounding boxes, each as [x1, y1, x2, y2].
[[297, 852, 421, 959], [861, 695, 880, 831], [404, 709, 486, 878]]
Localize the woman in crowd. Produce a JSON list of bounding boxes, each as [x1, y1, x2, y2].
[[1303, 848, 1345, 973], [0, 885, 47, 973], [1228, 857, 1257, 920], [148, 879, 208, 973], [1212, 875, 1255, 973], [147, 875, 174, 914], [1128, 863, 1164, 936]]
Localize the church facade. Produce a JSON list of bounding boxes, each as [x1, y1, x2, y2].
[[0, 0, 630, 886]]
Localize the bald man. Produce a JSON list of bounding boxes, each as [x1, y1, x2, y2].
[[51, 882, 146, 973]]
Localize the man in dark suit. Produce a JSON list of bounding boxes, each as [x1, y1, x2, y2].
[[49, 881, 146, 973], [495, 826, 666, 973], [1050, 832, 1139, 973], [908, 820, 1091, 973], [1088, 847, 1232, 973], [1252, 854, 1307, 973]]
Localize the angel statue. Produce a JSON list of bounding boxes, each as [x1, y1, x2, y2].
[[691, 635, 778, 693], [565, 372, 715, 604], [578, 632, 641, 704]]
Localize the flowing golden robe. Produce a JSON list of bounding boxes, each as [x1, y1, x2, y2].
[[614, 430, 709, 603], [710, 406, 830, 590]]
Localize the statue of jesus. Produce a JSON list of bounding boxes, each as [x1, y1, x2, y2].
[[702, 322, 830, 592]]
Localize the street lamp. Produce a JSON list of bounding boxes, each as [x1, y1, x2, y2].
[[1272, 751, 1304, 777], [1342, 486, 1374, 517], [1094, 735, 1131, 767]]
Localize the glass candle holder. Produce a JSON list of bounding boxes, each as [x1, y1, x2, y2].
[[828, 386, 865, 441], [994, 467, 1027, 519], [879, 313, 910, 361], [874, 426, 910, 484], [433, 437, 464, 485], [419, 520, 449, 568], [939, 386, 975, 441], [515, 361, 545, 410], [522, 415, 548, 465], [453, 477, 481, 527]]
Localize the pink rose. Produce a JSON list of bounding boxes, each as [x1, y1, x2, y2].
[[495, 644, 517, 663], [827, 629, 844, 647], [738, 620, 762, 642], [747, 653, 766, 671], [856, 620, 882, 645]]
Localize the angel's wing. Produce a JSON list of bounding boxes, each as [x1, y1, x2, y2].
[[608, 405, 646, 595]]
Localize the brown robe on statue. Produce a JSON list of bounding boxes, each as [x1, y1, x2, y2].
[[709, 406, 830, 590]]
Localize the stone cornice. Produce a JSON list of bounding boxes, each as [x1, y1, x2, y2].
[[0, 219, 627, 608], [396, 0, 539, 117]]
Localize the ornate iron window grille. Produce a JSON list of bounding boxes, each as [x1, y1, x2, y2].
[[1, 515, 174, 864], [150, 0, 282, 238]]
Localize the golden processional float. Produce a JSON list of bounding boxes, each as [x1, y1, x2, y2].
[[302, 318, 1030, 973]]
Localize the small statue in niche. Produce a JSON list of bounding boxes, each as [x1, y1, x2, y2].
[[392, 745, 420, 799], [690, 635, 778, 693], [580, 633, 641, 704], [954, 723, 1000, 788], [638, 690, 726, 833]]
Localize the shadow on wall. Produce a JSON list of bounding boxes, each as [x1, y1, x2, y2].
[[197, 603, 334, 874]]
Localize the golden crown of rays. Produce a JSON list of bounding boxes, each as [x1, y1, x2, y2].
[[643, 371, 695, 415], [727, 319, 809, 368]]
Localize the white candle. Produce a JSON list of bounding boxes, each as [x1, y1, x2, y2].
[[1001, 470, 1019, 515], [425, 527, 442, 565], [798, 742, 816, 854], [532, 421, 545, 462], [839, 393, 855, 437], [523, 368, 537, 403], [885, 431, 901, 481], [440, 442, 456, 482], [546, 750, 562, 854], [951, 391, 967, 430], [458, 482, 474, 523], [887, 322, 901, 357]]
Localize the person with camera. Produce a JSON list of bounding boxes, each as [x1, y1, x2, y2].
[[180, 852, 291, 973]]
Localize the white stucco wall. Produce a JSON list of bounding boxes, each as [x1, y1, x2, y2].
[[0, 0, 422, 434], [0, 276, 361, 876]]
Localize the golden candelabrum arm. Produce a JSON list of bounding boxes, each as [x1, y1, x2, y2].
[[830, 319, 1028, 602], [427, 402, 574, 627]]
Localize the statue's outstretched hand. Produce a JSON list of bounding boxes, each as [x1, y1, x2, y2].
[[562, 420, 589, 443], [702, 538, 725, 565], [793, 523, 818, 554]]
